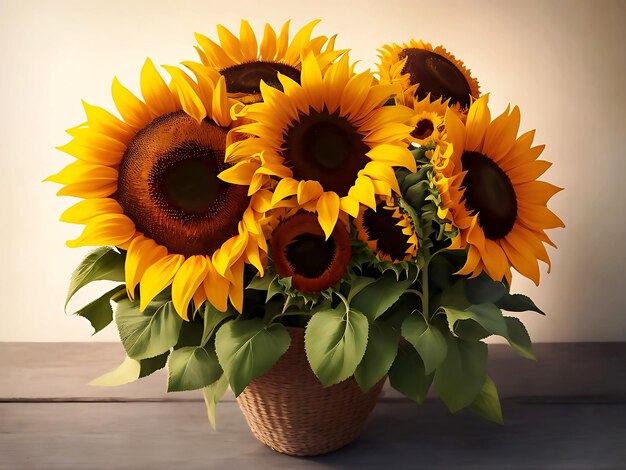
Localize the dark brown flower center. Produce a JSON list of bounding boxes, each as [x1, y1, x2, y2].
[[461, 151, 517, 240], [286, 234, 336, 278], [399, 48, 472, 108], [270, 212, 352, 293], [411, 118, 435, 140], [362, 203, 412, 261], [283, 109, 369, 197], [117, 111, 249, 257], [220, 61, 301, 95]]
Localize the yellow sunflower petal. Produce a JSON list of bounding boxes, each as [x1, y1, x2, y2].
[[297, 180, 324, 205], [172, 255, 210, 320], [239, 20, 258, 60], [366, 144, 417, 172], [139, 254, 185, 311], [464, 95, 490, 151], [259, 23, 277, 60], [111, 77, 153, 130], [204, 260, 230, 312], [227, 260, 245, 313], [316, 192, 340, 239], [60, 198, 123, 224], [125, 236, 167, 301], [66, 213, 135, 248], [140, 58, 178, 116], [218, 160, 259, 186]]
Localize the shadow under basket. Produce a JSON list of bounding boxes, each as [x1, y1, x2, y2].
[[236, 327, 385, 457]]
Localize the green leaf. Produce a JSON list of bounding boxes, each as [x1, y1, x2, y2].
[[469, 376, 503, 424], [504, 317, 536, 360], [464, 273, 507, 305], [167, 345, 222, 392], [140, 352, 169, 377], [215, 319, 291, 396], [246, 274, 274, 291], [305, 305, 369, 386], [442, 304, 508, 338], [115, 299, 183, 360], [440, 280, 471, 310], [497, 293, 545, 315], [454, 319, 491, 341], [388, 341, 433, 404], [354, 321, 398, 392], [402, 314, 448, 374], [89, 352, 168, 387], [66, 247, 126, 310], [266, 277, 284, 302], [202, 374, 230, 430], [74, 285, 125, 334], [176, 316, 204, 348], [200, 304, 235, 347], [435, 336, 488, 412], [351, 271, 413, 321], [347, 276, 376, 303]]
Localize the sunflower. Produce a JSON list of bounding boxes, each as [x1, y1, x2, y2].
[[194, 19, 343, 103], [354, 198, 418, 263], [270, 211, 351, 293], [378, 40, 480, 110], [47, 60, 270, 318], [219, 53, 417, 239], [400, 91, 448, 146], [433, 95, 564, 285]]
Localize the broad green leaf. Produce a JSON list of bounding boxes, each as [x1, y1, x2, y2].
[[347, 276, 376, 303], [202, 374, 230, 430], [305, 306, 369, 386], [497, 293, 545, 315], [388, 341, 433, 404], [167, 345, 222, 392], [440, 280, 471, 310], [74, 285, 125, 334], [469, 376, 503, 424], [442, 304, 508, 338], [402, 314, 448, 374], [90, 352, 168, 387], [201, 304, 235, 347], [351, 272, 413, 321], [215, 319, 290, 396], [176, 316, 204, 348], [115, 299, 183, 360], [354, 321, 398, 392], [140, 353, 169, 377], [435, 336, 488, 412], [504, 317, 536, 360], [464, 273, 507, 305], [454, 319, 491, 341], [66, 247, 126, 310]]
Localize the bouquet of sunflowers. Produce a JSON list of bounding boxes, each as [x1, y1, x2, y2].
[[48, 19, 563, 451]]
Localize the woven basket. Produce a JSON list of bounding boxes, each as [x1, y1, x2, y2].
[[236, 327, 385, 456]]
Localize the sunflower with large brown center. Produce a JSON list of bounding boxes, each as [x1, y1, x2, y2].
[[378, 40, 480, 111], [355, 199, 418, 263], [47, 60, 270, 317], [270, 212, 351, 293], [433, 95, 564, 285], [219, 53, 417, 239], [193, 20, 343, 103]]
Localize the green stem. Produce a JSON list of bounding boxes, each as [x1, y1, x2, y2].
[[421, 257, 430, 324]]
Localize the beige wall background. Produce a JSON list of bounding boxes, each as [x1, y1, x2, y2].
[[0, 0, 624, 342]]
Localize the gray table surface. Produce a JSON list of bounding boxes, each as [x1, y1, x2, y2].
[[1, 342, 625, 469]]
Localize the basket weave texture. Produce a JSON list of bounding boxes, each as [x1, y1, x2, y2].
[[236, 327, 385, 456]]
